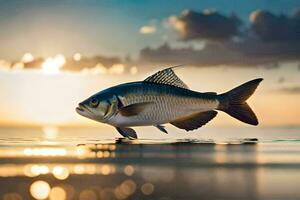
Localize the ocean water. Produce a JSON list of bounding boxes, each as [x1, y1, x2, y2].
[[0, 126, 300, 200]]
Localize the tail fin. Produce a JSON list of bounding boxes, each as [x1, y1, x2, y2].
[[218, 78, 263, 125]]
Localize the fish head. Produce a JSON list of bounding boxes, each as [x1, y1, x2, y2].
[[76, 92, 115, 122]]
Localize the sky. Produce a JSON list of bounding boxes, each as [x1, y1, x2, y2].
[[0, 0, 299, 60], [0, 0, 300, 128]]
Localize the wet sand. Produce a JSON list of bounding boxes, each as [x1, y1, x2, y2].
[[1, 137, 300, 200]]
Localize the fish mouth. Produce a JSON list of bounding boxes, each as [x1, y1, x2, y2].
[[76, 106, 84, 113], [76, 103, 89, 116], [76, 104, 95, 121]]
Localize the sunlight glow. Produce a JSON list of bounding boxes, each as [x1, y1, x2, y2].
[[81, 63, 107, 75], [0, 59, 11, 70], [109, 64, 125, 74], [73, 53, 82, 61], [21, 53, 34, 63], [42, 54, 66, 74], [12, 62, 24, 70], [92, 63, 107, 74], [168, 16, 185, 33], [43, 126, 59, 140], [140, 25, 156, 34], [130, 66, 138, 75], [250, 10, 262, 23]]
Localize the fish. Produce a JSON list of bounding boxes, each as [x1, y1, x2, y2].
[[76, 67, 263, 139]]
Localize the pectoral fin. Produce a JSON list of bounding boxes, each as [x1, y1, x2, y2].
[[155, 125, 168, 134], [119, 102, 154, 117], [116, 127, 137, 139], [170, 111, 218, 131]]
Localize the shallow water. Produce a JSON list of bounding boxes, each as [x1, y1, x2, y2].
[[1, 127, 300, 200]]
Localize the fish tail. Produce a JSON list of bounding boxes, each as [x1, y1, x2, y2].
[[217, 78, 263, 125]]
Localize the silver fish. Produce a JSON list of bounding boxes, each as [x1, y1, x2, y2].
[[76, 67, 263, 139]]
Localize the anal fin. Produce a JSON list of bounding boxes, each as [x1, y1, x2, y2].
[[170, 111, 217, 131], [116, 127, 137, 139]]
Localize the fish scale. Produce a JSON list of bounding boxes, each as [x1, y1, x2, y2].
[[106, 82, 219, 127]]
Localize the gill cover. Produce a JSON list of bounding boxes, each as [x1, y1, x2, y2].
[[103, 95, 119, 120]]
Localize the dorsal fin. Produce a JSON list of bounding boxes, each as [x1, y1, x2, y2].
[[144, 66, 189, 89]]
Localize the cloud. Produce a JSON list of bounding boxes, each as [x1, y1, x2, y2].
[[23, 55, 122, 72], [250, 10, 300, 42], [168, 9, 241, 41], [138, 39, 300, 67], [63, 56, 122, 71], [140, 25, 156, 34], [278, 87, 300, 94], [138, 9, 300, 67]]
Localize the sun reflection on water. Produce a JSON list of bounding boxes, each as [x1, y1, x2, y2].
[[124, 165, 135, 176], [141, 183, 155, 195], [49, 187, 66, 200], [0, 162, 119, 181], [42, 126, 59, 140], [23, 147, 67, 156], [30, 181, 51, 200], [52, 166, 70, 180]]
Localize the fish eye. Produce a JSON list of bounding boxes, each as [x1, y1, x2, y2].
[[90, 98, 99, 107]]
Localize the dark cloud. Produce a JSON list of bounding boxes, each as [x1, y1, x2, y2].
[[138, 40, 300, 67], [169, 10, 241, 41], [138, 9, 300, 67], [250, 10, 300, 42]]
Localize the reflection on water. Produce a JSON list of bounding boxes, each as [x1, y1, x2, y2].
[[30, 181, 50, 199], [1, 134, 300, 199]]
